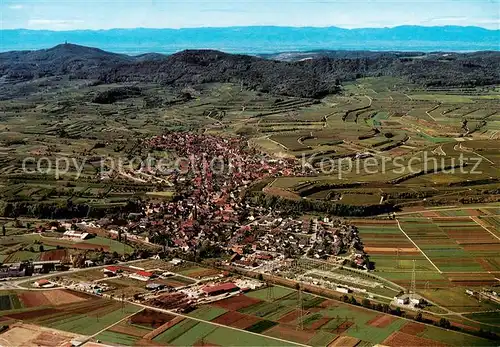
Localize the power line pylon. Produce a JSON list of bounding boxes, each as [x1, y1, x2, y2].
[[296, 284, 304, 331], [410, 259, 417, 298], [121, 291, 125, 312], [266, 281, 275, 302]]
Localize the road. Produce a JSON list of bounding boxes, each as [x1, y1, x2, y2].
[[395, 219, 442, 273], [4, 259, 148, 290], [471, 216, 500, 242]]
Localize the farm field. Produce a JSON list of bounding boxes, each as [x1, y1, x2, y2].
[[94, 305, 298, 346], [0, 323, 83, 347], [397, 217, 500, 274], [0, 290, 141, 336], [192, 287, 494, 346], [356, 216, 500, 303], [0, 232, 134, 266]]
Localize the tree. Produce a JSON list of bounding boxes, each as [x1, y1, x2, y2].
[[415, 312, 423, 322], [349, 296, 358, 305], [439, 318, 451, 329], [257, 274, 264, 281], [394, 307, 402, 316], [39, 245, 44, 252], [1, 225, 5, 236], [361, 299, 371, 308]]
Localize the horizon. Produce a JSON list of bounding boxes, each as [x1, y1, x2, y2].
[[3, 24, 500, 32], [2, 0, 499, 30]]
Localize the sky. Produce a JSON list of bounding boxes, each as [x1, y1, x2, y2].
[[1, 0, 499, 30]]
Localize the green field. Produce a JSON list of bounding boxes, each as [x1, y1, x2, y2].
[[246, 286, 295, 301], [187, 306, 227, 321], [81, 236, 134, 254], [95, 331, 140, 346]]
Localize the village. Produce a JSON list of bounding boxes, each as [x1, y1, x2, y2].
[[0, 133, 371, 292]]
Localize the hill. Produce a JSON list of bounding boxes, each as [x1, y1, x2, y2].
[[0, 44, 499, 98], [0, 43, 132, 81]]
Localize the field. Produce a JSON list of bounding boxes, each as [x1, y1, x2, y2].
[[182, 287, 494, 346], [0, 323, 82, 347], [0, 75, 498, 220], [397, 216, 500, 274], [0, 60, 499, 346], [0, 232, 134, 265], [0, 290, 141, 338], [355, 212, 500, 315]]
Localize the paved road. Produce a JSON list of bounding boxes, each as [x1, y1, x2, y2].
[[395, 219, 442, 273]]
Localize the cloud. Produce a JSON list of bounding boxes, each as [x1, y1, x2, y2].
[[27, 19, 85, 29], [8, 4, 24, 10], [28, 19, 84, 25], [426, 16, 469, 23]]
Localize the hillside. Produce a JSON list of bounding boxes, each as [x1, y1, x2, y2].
[[0, 44, 499, 98], [0, 43, 132, 81]]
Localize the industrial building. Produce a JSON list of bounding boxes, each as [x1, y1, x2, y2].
[[202, 282, 239, 296]]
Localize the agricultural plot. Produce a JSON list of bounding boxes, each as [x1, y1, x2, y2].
[[193, 287, 495, 346], [176, 265, 222, 279], [76, 236, 134, 254], [420, 287, 500, 314], [0, 323, 82, 347], [144, 315, 292, 346], [0, 294, 23, 311], [480, 216, 500, 235], [356, 220, 443, 287], [1, 292, 141, 336], [398, 217, 500, 275]]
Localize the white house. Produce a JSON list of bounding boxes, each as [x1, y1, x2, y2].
[[63, 230, 90, 240], [129, 271, 153, 281]]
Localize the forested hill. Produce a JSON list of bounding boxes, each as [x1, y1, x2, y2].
[[1, 44, 499, 99]]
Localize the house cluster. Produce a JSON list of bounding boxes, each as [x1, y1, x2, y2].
[[308, 219, 368, 267], [75, 133, 367, 272], [34, 221, 95, 242], [114, 133, 305, 254], [0, 260, 62, 279], [466, 288, 500, 304], [225, 215, 369, 268]]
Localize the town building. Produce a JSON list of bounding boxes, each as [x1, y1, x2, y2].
[[33, 279, 55, 288], [130, 270, 154, 281], [103, 266, 120, 276], [202, 282, 239, 296], [63, 230, 91, 240], [336, 287, 351, 294]]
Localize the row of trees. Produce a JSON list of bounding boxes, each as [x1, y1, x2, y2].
[[0, 199, 142, 219], [248, 192, 394, 216]]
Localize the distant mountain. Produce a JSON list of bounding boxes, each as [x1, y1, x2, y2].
[[2, 26, 499, 54], [1, 44, 499, 99]]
